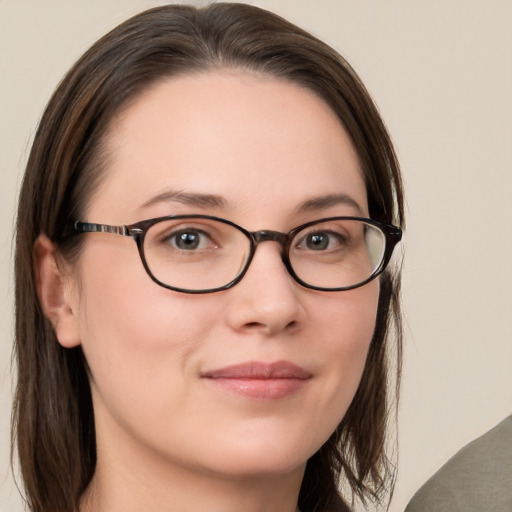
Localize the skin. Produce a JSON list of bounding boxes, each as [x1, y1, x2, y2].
[[36, 70, 380, 512]]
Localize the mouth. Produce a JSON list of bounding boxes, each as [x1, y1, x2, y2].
[[201, 361, 312, 400]]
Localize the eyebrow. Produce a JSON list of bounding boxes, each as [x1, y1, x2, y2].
[[295, 193, 365, 215], [140, 189, 364, 216], [140, 190, 228, 210]]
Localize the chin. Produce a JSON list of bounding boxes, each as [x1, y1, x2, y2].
[[194, 432, 319, 479], [209, 453, 308, 480]]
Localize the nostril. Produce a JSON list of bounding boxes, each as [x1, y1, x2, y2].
[[241, 319, 298, 334], [245, 321, 263, 330]]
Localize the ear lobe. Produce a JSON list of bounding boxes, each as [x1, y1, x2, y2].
[[34, 235, 82, 348]]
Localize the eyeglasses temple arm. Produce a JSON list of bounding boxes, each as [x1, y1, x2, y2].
[[73, 221, 130, 237]]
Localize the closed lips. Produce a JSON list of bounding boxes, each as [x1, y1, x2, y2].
[[201, 361, 312, 399], [201, 361, 312, 380]]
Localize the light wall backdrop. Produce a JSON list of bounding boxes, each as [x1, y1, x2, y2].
[[1, 1, 511, 511]]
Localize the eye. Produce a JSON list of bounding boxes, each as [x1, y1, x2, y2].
[[300, 231, 346, 251], [166, 229, 215, 251]]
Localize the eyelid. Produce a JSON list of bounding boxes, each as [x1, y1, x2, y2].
[[157, 224, 216, 238], [150, 219, 219, 236], [293, 220, 350, 235]]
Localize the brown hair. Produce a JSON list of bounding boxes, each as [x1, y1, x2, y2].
[[13, 4, 404, 512]]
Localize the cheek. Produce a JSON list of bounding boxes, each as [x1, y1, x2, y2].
[[302, 281, 379, 439], [78, 286, 217, 376], [72, 238, 381, 472], [76, 237, 220, 343], [73, 243, 224, 416], [314, 279, 379, 364]]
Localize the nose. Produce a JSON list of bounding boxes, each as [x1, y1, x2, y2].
[[225, 241, 306, 336]]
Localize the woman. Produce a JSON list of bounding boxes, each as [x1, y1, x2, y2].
[[13, 3, 404, 512]]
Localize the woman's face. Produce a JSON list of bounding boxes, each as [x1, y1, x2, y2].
[[64, 71, 379, 480]]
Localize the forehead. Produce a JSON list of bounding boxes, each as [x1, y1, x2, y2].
[[90, 70, 367, 224]]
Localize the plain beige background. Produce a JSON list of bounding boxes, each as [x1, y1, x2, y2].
[[1, 1, 511, 511]]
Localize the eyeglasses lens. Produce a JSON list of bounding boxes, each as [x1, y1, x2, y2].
[[289, 219, 385, 290], [142, 218, 387, 292]]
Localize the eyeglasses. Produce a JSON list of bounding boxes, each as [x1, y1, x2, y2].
[[71, 215, 402, 294]]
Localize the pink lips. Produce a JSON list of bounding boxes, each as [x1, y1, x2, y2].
[[201, 361, 312, 400]]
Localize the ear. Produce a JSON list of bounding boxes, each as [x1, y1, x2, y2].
[[34, 235, 82, 348]]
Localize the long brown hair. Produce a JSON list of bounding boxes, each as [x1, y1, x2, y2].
[[13, 4, 404, 512]]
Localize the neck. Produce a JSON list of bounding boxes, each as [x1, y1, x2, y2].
[[80, 461, 303, 512], [80, 414, 304, 512]]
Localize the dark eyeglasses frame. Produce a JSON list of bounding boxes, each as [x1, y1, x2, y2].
[[70, 215, 402, 294]]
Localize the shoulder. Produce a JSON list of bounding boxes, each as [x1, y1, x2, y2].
[[405, 415, 512, 512]]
